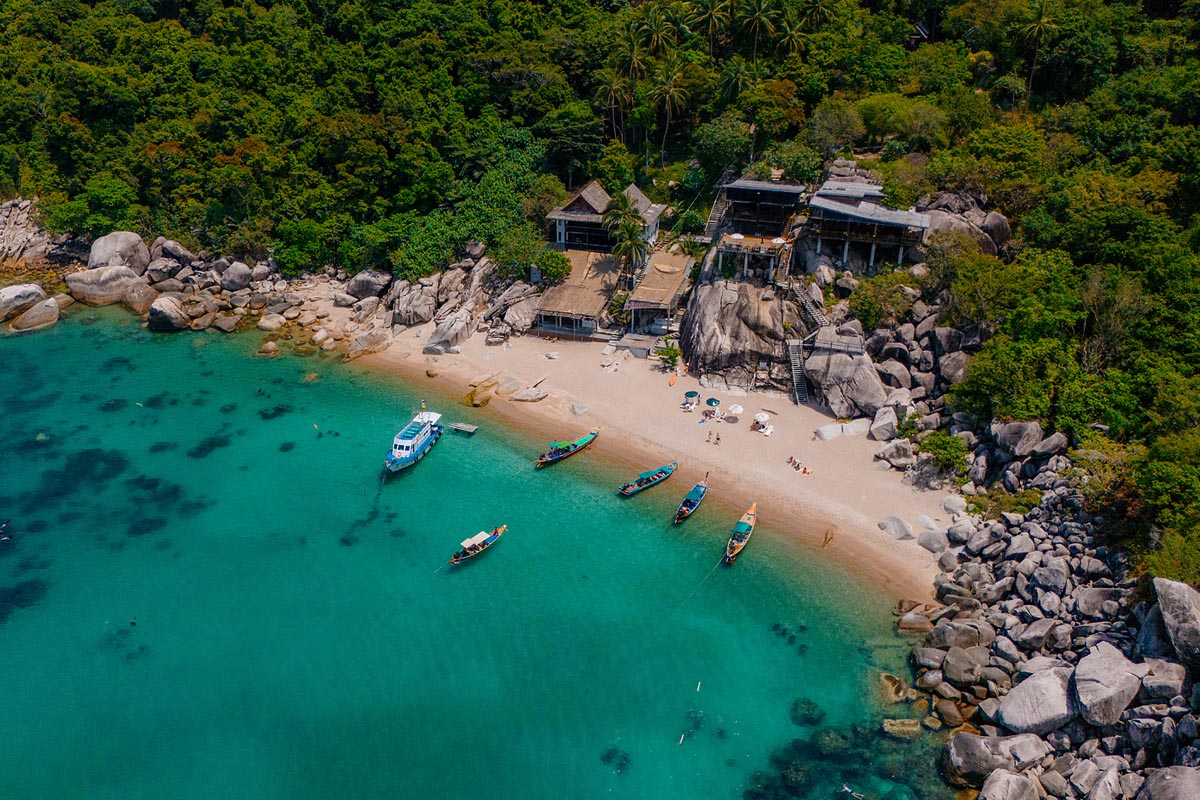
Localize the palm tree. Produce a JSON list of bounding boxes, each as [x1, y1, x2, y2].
[[718, 55, 758, 102], [775, 12, 806, 56], [593, 68, 631, 143], [1019, 0, 1060, 98], [615, 26, 650, 82], [797, 0, 833, 32], [689, 0, 732, 54], [602, 192, 641, 232], [650, 52, 692, 166], [738, 0, 780, 60], [639, 3, 677, 55], [612, 216, 650, 280]]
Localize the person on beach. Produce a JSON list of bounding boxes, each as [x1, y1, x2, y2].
[[706, 431, 712, 443], [714, 433, 720, 445]]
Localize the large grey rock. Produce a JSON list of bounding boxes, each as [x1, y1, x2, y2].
[[121, 280, 158, 315], [150, 237, 195, 265], [1073, 642, 1149, 726], [424, 306, 474, 353], [351, 296, 381, 324], [391, 279, 440, 326], [66, 265, 142, 306], [1153, 578, 1200, 676], [1135, 767, 1200, 800], [928, 618, 997, 649], [878, 516, 914, 540], [146, 296, 191, 331], [876, 438, 916, 469], [88, 231, 150, 274], [927, 209, 998, 256], [939, 350, 971, 384], [682, 280, 787, 378], [503, 296, 540, 333], [942, 732, 1051, 786], [0, 283, 47, 321], [1142, 658, 1189, 700], [1075, 588, 1125, 619], [257, 313, 286, 331], [1031, 432, 1069, 457], [982, 211, 1012, 249], [0, 198, 51, 264], [347, 269, 393, 299], [997, 667, 1076, 735], [219, 261, 252, 292], [991, 420, 1045, 457], [919, 529, 950, 553], [875, 359, 912, 389], [979, 770, 1039, 800], [347, 328, 390, 359], [869, 406, 898, 442], [804, 349, 889, 418], [9, 298, 59, 331]]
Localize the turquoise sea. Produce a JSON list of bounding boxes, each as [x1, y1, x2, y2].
[[0, 308, 948, 800]]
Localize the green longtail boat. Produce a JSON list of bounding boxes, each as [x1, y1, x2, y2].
[[617, 461, 677, 496], [535, 427, 599, 468]]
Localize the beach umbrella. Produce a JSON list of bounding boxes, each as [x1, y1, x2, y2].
[[754, 412, 770, 424], [706, 397, 721, 407], [684, 390, 699, 399], [727, 404, 744, 415]]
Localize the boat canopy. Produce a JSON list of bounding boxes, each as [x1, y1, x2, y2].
[[684, 484, 707, 500], [461, 531, 491, 548], [733, 521, 753, 534]]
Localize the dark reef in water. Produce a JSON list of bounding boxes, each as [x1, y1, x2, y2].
[[0, 578, 49, 625], [258, 404, 293, 420], [279, 441, 295, 452], [149, 441, 178, 454], [98, 398, 128, 412], [600, 747, 632, 774], [220, 403, 237, 414], [743, 722, 951, 800], [339, 533, 359, 547], [187, 427, 233, 458], [127, 516, 168, 537]]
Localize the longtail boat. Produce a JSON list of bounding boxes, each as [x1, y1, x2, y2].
[[618, 461, 677, 496], [449, 525, 507, 565], [535, 428, 599, 468], [723, 503, 757, 564], [673, 473, 709, 523]]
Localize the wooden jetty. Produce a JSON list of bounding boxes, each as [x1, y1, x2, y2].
[[448, 422, 479, 435]]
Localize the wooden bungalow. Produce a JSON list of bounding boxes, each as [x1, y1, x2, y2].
[[803, 179, 930, 268], [546, 180, 665, 252]]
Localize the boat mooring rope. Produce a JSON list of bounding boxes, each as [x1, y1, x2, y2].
[[667, 556, 720, 618]]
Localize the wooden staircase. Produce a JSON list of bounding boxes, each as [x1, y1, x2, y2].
[[786, 339, 808, 405], [703, 198, 730, 238]]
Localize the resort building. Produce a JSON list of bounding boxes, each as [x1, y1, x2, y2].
[[623, 250, 695, 335], [546, 180, 665, 252], [802, 178, 930, 269], [533, 249, 622, 339], [707, 178, 806, 284]]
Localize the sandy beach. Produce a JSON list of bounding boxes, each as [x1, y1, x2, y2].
[[359, 321, 948, 601]]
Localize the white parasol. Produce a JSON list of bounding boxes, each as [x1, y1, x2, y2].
[[727, 404, 744, 416], [754, 412, 771, 424]]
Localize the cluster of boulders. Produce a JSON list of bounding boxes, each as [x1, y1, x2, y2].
[[890, 487, 1200, 799], [3, 222, 551, 362], [918, 191, 1013, 257]]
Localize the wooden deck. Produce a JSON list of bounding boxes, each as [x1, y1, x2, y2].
[[448, 422, 479, 435]]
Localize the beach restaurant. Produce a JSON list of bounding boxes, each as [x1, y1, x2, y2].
[[623, 250, 695, 334], [534, 249, 621, 339]]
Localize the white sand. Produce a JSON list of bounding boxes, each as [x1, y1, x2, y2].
[[361, 324, 947, 601]]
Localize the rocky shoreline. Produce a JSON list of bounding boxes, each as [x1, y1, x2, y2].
[[886, 480, 1200, 799]]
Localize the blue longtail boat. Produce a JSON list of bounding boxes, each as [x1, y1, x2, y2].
[[617, 461, 677, 496], [673, 473, 709, 523]]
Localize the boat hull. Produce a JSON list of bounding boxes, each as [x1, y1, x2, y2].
[[535, 429, 599, 468], [385, 426, 443, 472], [449, 525, 507, 565], [617, 462, 677, 496], [673, 478, 708, 524], [723, 504, 757, 564]]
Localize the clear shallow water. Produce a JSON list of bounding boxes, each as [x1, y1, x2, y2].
[[0, 309, 944, 800]]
